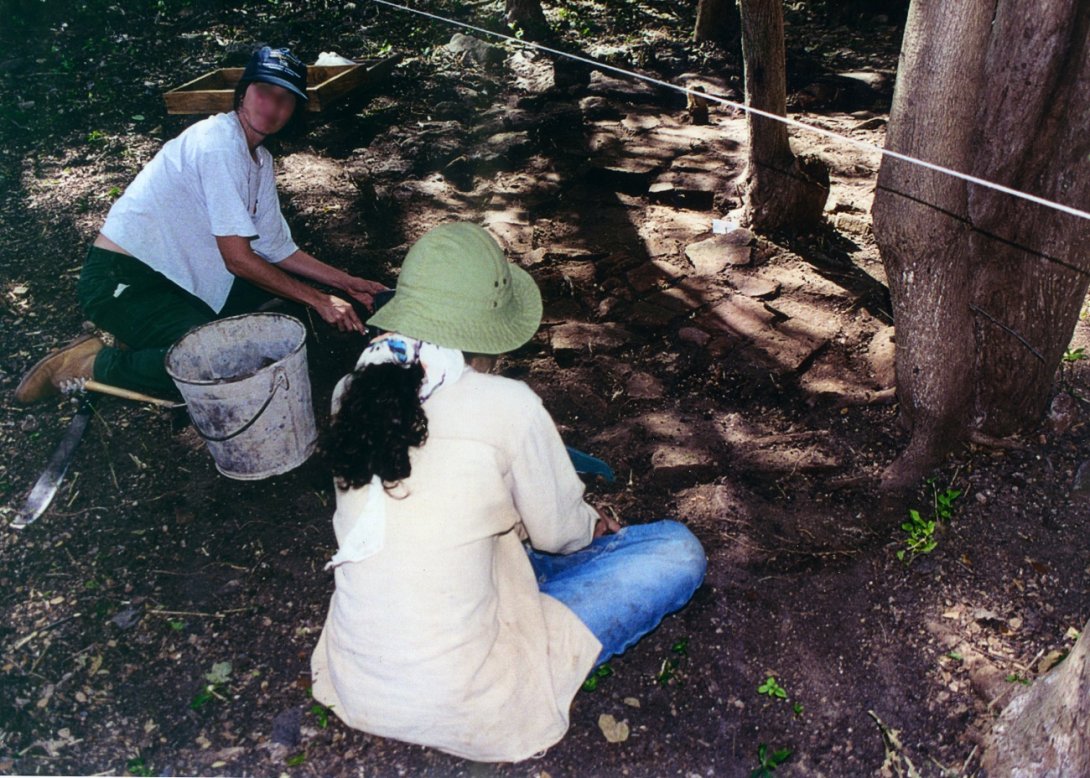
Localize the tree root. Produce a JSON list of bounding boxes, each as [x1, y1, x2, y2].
[[967, 429, 1026, 451]]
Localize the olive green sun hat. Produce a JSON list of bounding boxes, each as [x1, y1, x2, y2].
[[367, 222, 543, 354]]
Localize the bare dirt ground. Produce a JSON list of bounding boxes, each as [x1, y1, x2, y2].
[[2, 2, 1090, 776]]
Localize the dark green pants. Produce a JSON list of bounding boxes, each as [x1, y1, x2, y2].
[[78, 246, 272, 397]]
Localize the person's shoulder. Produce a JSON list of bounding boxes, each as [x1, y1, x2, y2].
[[432, 371, 542, 421], [179, 113, 241, 153]]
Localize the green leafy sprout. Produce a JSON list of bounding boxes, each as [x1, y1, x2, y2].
[[751, 743, 793, 777], [190, 661, 232, 709], [581, 663, 613, 692], [757, 675, 788, 699], [898, 479, 961, 563]]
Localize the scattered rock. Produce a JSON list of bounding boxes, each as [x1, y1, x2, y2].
[[650, 445, 720, 486], [728, 273, 781, 300], [678, 327, 711, 348], [627, 260, 686, 293], [445, 33, 504, 68], [271, 707, 303, 747], [865, 326, 896, 388], [685, 235, 753, 274], [625, 371, 664, 399], [550, 322, 633, 359], [579, 95, 624, 121]]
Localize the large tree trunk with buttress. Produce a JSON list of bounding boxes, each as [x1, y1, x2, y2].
[[738, 0, 828, 231], [872, 0, 1090, 490], [983, 617, 1090, 774]]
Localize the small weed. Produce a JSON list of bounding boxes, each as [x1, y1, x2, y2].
[[897, 508, 937, 563], [1063, 347, 1086, 363], [168, 619, 185, 631], [757, 675, 788, 700], [286, 752, 307, 766], [945, 651, 963, 661], [751, 743, 792, 777], [87, 129, 106, 143], [126, 756, 153, 776], [1005, 673, 1031, 686], [792, 702, 804, 717], [190, 661, 232, 709], [899, 478, 960, 563], [581, 663, 613, 692], [310, 703, 331, 729]]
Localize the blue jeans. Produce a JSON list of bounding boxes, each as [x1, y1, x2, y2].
[[526, 520, 706, 665]]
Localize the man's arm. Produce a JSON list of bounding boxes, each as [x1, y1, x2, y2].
[[216, 237, 382, 334], [276, 249, 388, 308]]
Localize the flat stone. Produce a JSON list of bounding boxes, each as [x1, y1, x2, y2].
[[648, 177, 716, 211], [587, 159, 659, 194], [627, 260, 686, 293], [579, 95, 624, 120], [485, 221, 532, 253], [588, 71, 659, 101], [686, 235, 753, 275], [550, 322, 633, 356], [678, 327, 711, 347], [729, 273, 781, 299], [650, 445, 720, 487], [625, 371, 664, 400], [629, 300, 680, 328], [695, 295, 777, 340], [622, 114, 663, 132], [643, 287, 704, 315]]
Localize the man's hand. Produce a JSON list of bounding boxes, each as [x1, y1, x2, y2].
[[313, 293, 366, 334], [342, 276, 389, 310], [593, 508, 622, 538]]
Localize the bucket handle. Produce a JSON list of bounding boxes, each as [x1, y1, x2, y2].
[[192, 368, 289, 443]]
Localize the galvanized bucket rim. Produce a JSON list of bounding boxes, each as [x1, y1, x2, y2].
[[165, 312, 307, 387]]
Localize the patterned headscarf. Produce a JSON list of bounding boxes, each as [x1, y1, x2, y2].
[[326, 335, 466, 570]]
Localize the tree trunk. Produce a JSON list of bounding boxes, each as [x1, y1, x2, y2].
[[983, 618, 1090, 775], [871, 0, 1090, 489], [695, 0, 740, 46], [738, 0, 828, 232], [505, 0, 550, 41]]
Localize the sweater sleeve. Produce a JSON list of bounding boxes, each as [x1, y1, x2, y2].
[[508, 394, 597, 555]]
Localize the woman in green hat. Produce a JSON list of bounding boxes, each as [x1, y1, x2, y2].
[[311, 222, 705, 762]]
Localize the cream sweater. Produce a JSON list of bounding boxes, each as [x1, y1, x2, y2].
[[311, 370, 601, 762]]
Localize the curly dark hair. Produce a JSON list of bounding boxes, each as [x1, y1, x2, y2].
[[321, 362, 429, 491]]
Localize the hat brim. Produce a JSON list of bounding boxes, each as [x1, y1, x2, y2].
[[247, 75, 309, 102], [367, 263, 543, 355]]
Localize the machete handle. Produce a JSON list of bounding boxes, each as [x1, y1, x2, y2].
[[83, 380, 183, 409]]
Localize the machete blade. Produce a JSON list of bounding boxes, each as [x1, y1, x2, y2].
[[11, 396, 93, 530]]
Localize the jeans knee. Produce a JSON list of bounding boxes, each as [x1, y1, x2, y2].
[[651, 520, 707, 587]]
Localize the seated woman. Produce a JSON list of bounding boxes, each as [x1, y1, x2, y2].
[[310, 222, 706, 763]]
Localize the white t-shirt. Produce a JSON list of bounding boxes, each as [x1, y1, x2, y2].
[[101, 111, 298, 313]]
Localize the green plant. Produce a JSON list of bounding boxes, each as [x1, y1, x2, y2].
[[126, 756, 153, 777], [581, 663, 613, 692], [1005, 673, 1031, 686], [792, 702, 804, 717], [190, 661, 232, 709], [655, 636, 691, 686], [758, 675, 788, 700], [897, 508, 936, 562], [1063, 347, 1086, 362], [286, 752, 306, 766], [310, 702, 331, 729], [751, 743, 792, 777]]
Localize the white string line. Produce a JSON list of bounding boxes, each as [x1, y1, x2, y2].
[[371, 0, 1090, 223]]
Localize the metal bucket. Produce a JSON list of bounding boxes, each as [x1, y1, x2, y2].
[[165, 313, 317, 480]]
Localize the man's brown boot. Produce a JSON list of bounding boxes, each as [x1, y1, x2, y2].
[[14, 334, 104, 404]]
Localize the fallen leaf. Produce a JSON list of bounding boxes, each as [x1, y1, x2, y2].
[[598, 713, 630, 743], [623, 697, 641, 708], [1038, 650, 1067, 674]]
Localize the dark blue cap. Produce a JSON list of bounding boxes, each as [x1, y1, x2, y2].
[[240, 47, 308, 102]]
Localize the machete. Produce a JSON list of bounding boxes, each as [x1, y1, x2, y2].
[[11, 395, 94, 530]]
